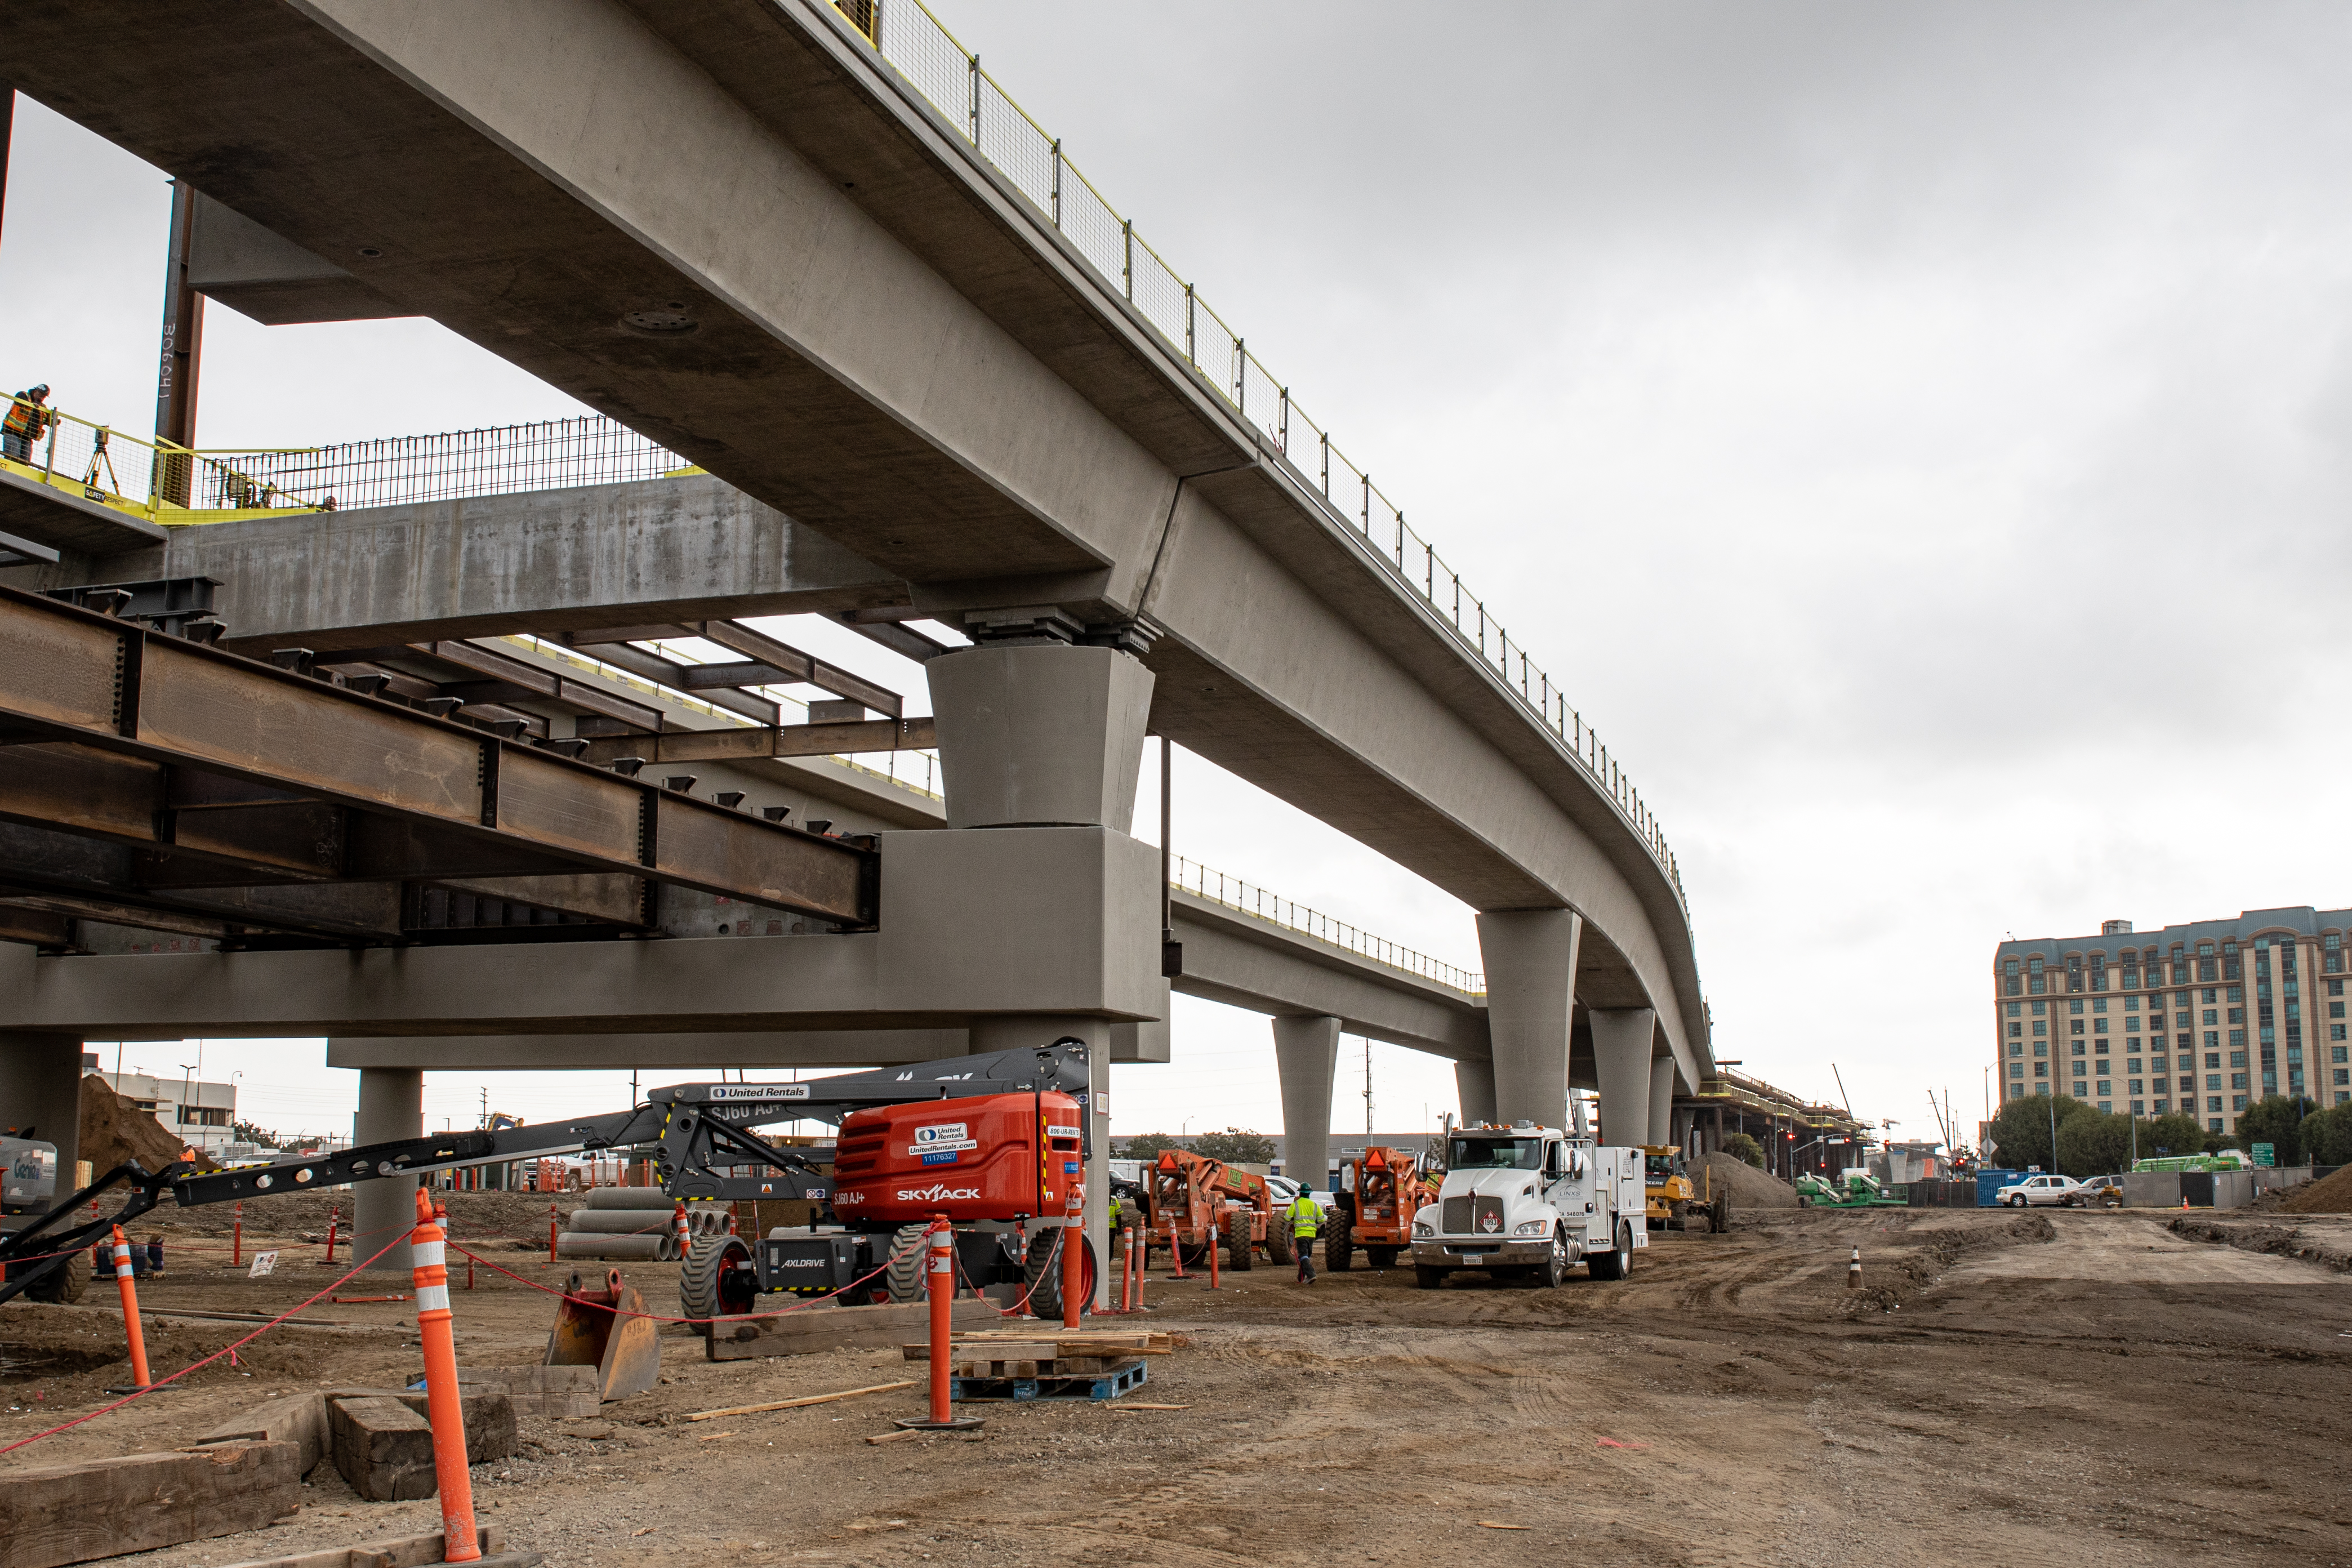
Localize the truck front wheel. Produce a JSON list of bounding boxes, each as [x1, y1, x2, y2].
[[1539, 1230, 1570, 1289], [1415, 1264, 1447, 1290]]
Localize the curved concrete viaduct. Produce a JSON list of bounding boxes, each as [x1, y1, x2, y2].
[[2, 0, 1710, 1161]]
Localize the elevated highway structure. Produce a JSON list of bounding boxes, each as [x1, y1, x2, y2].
[[0, 0, 1713, 1264]]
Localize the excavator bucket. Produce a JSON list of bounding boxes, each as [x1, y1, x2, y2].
[[544, 1267, 661, 1403]]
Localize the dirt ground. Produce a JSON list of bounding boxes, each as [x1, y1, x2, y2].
[[5, 1201, 2351, 1568]]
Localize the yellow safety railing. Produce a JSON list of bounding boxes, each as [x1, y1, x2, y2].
[[0, 395, 320, 525], [831, 0, 1690, 923]]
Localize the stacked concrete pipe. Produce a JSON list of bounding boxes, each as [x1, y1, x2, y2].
[[551, 1189, 728, 1260]]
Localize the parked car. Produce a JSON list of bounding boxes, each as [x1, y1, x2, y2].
[[1995, 1173, 2091, 1208], [2078, 1174, 2126, 1208]]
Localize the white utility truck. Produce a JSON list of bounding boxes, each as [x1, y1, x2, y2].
[[1409, 1119, 1645, 1288]]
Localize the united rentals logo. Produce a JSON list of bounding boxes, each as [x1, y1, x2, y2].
[[706, 1084, 813, 1101], [894, 1183, 982, 1202]]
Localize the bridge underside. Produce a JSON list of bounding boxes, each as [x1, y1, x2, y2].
[[0, 0, 1705, 1093]]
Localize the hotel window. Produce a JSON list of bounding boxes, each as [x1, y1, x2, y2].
[[2208, 1097, 2222, 1112], [2070, 1041, 2086, 1057], [2070, 1021, 2084, 1035], [2123, 1036, 2140, 1051], [2068, 956, 2084, 993], [2034, 1041, 2047, 1057], [2233, 1094, 2248, 1111], [2126, 995, 2141, 1013], [2333, 1000, 2346, 1017], [2326, 933, 2342, 973], [2009, 1062, 2024, 1079], [2072, 1080, 2087, 1097], [2206, 1074, 2221, 1090], [2229, 1029, 2245, 1047], [2099, 1101, 2114, 1113], [2094, 1017, 2109, 1034], [2337, 1026, 2350, 1043], [2227, 1008, 2244, 1024], [2009, 1042, 2023, 1057], [2029, 956, 2046, 995], [2231, 1050, 2247, 1067], [2096, 1081, 2112, 1097], [2035, 1062, 2047, 1078], [2006, 1000, 2023, 1017], [2222, 941, 2241, 981], [2070, 999, 2084, 1014], [2335, 1045, 2349, 1063], [2203, 1010, 2217, 1026], [2033, 1000, 2047, 1017], [2231, 1073, 2248, 1090], [2205, 1031, 2220, 1048], [2004, 957, 2022, 995], [2338, 1069, 2350, 1086], [2007, 1022, 2021, 1037], [2127, 1057, 2143, 1073], [2206, 1052, 2220, 1068], [2034, 1021, 2047, 1036], [2198, 942, 2217, 982], [2128, 1079, 2144, 1094]]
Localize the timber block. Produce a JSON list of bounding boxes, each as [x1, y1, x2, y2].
[[0, 1439, 300, 1568], [706, 1297, 999, 1361], [387, 1389, 518, 1467], [458, 1365, 602, 1418], [198, 1391, 332, 1477], [327, 1397, 435, 1503]]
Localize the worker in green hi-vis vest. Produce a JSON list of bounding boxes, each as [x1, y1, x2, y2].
[[1288, 1187, 1324, 1285]]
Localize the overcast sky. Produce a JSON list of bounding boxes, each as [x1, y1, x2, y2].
[[11, 3, 2350, 1151]]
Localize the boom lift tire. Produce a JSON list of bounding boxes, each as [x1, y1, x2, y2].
[[21, 1255, 86, 1304], [679, 1234, 758, 1324], [1367, 1246, 1398, 1268], [884, 1223, 929, 1304], [1265, 1226, 1293, 1266], [1587, 1221, 1634, 1281], [1415, 1264, 1445, 1289], [1324, 1211, 1354, 1272], [1023, 1227, 1098, 1320], [1223, 1211, 1252, 1271]]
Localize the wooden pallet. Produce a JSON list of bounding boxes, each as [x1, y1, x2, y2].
[[948, 1356, 1147, 1404], [902, 1330, 1182, 1365]]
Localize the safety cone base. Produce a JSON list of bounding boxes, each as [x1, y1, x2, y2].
[[892, 1415, 986, 1431]]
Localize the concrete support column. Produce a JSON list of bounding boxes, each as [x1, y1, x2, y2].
[[927, 643, 1155, 830], [1271, 1015, 1340, 1191], [0, 1032, 84, 1213], [351, 1066, 422, 1273], [1454, 1059, 1496, 1129], [970, 1015, 1112, 1307], [1588, 1008, 1656, 1148], [1475, 910, 1582, 1129], [1647, 1057, 1676, 1147]]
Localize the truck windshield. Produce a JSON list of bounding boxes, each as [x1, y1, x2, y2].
[[1448, 1137, 1543, 1170]]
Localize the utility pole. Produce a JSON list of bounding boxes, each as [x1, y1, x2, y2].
[[1363, 1037, 1374, 1138], [1159, 736, 1179, 978]]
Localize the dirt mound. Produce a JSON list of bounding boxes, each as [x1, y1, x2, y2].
[[77, 1072, 198, 1178], [1700, 1151, 1799, 1209], [2277, 1164, 2352, 1214]]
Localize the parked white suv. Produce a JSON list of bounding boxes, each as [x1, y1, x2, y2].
[[1995, 1173, 2090, 1208]]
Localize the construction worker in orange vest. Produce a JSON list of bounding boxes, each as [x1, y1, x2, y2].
[[3, 384, 52, 464]]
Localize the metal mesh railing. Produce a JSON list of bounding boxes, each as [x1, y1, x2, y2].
[[1, 395, 320, 519], [835, 0, 1689, 923], [1171, 854, 1482, 996], [205, 416, 688, 513]]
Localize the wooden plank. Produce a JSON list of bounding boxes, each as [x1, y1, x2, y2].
[[213, 1523, 506, 1568], [705, 1296, 997, 1361], [681, 1379, 915, 1422], [0, 1440, 301, 1568]]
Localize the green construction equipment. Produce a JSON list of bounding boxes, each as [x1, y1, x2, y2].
[[1794, 1169, 1909, 1209]]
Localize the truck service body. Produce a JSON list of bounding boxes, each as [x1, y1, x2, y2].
[[1410, 1121, 1645, 1288]]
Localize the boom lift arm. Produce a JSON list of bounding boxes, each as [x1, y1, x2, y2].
[[0, 1043, 1092, 1307]]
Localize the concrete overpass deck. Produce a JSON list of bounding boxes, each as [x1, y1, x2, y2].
[[7, 0, 1712, 1118]]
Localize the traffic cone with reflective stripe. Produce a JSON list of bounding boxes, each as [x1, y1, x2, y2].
[[109, 1225, 152, 1388], [409, 1188, 480, 1563], [672, 1200, 692, 1259]]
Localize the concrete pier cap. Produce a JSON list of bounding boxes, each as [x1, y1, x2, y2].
[[926, 640, 1154, 831]]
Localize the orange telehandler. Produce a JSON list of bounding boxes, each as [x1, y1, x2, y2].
[[1324, 1145, 1441, 1271], [1139, 1148, 1292, 1272]]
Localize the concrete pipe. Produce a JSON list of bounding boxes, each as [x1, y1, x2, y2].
[[554, 1233, 675, 1261], [564, 1210, 676, 1235], [583, 1189, 679, 1210]]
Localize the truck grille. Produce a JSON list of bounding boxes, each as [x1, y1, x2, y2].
[[1441, 1196, 1473, 1233], [1472, 1196, 1504, 1235]]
